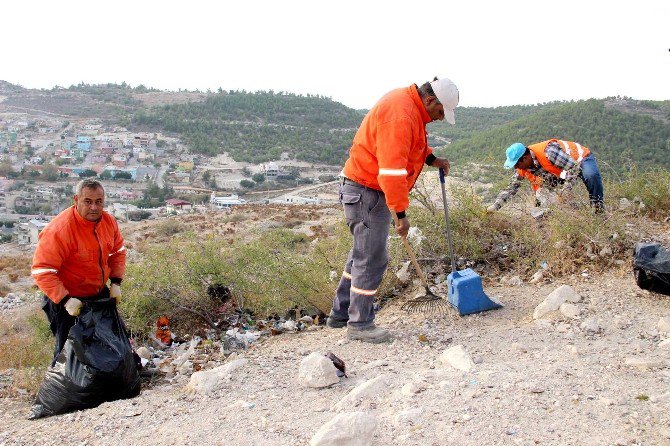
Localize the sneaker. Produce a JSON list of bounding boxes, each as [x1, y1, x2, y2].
[[326, 316, 348, 329], [347, 325, 391, 343]]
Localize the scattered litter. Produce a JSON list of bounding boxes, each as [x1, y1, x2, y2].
[[325, 352, 347, 378]]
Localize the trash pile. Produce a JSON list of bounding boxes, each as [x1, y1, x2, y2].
[[0, 293, 30, 312], [135, 313, 323, 381]]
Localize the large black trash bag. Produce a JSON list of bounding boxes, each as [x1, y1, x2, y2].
[[633, 243, 670, 296], [29, 298, 141, 419]]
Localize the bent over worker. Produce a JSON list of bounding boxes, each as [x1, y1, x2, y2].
[[487, 139, 605, 213], [327, 77, 459, 343], [31, 179, 126, 366]]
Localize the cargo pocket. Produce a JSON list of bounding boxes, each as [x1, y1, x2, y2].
[[341, 193, 362, 222]]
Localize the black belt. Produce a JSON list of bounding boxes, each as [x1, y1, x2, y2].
[[340, 177, 362, 187]]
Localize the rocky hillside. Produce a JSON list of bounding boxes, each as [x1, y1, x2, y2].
[[1, 268, 669, 445], [1, 191, 670, 445]]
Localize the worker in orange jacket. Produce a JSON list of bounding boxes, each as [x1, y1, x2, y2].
[[487, 139, 605, 214], [327, 77, 459, 343], [32, 179, 126, 365]]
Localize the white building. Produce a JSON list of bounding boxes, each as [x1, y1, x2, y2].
[[269, 195, 320, 205], [17, 219, 49, 245], [211, 193, 246, 209]]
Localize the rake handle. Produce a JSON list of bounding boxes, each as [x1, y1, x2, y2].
[[439, 168, 458, 274], [391, 213, 431, 289]]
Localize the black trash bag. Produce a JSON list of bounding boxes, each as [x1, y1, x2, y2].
[[633, 243, 670, 296], [29, 298, 141, 419]]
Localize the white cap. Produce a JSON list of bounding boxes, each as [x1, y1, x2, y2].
[[430, 77, 459, 125]]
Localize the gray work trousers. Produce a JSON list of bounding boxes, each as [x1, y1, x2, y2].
[[330, 180, 391, 328]]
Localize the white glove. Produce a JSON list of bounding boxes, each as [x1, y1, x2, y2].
[[486, 205, 497, 213], [65, 297, 83, 316], [110, 284, 121, 302]]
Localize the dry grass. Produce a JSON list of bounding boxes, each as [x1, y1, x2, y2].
[[0, 305, 52, 394], [0, 254, 32, 277]]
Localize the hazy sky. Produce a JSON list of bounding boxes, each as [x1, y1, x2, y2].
[[2, 0, 669, 109]]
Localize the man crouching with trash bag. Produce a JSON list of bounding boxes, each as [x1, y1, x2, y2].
[[29, 178, 140, 419]]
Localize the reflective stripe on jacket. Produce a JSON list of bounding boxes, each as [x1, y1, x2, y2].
[[342, 84, 433, 213], [31, 206, 126, 303], [517, 139, 591, 191]]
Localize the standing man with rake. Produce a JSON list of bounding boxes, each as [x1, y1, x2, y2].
[[327, 77, 459, 343]]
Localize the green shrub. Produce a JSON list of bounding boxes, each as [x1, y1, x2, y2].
[[410, 184, 628, 278], [121, 228, 352, 336], [606, 167, 670, 219]]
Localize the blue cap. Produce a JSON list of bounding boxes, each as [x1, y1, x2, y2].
[[504, 143, 526, 169]]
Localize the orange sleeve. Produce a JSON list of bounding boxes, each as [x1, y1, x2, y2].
[[31, 226, 69, 303], [108, 218, 126, 280], [376, 117, 413, 213]]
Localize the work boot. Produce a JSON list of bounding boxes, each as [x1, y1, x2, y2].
[[326, 315, 348, 329], [347, 325, 391, 343]]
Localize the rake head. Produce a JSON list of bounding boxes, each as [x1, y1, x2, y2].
[[400, 292, 456, 315]]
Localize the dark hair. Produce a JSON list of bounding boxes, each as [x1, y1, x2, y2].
[[417, 76, 440, 101]]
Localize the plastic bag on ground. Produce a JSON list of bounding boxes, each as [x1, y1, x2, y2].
[[29, 298, 141, 419], [633, 243, 670, 296]]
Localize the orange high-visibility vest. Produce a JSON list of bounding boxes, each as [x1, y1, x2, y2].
[[517, 139, 591, 191], [342, 84, 433, 213]]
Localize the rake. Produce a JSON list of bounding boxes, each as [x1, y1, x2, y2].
[[391, 213, 456, 315]]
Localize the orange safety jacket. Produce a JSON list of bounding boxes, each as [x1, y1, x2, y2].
[[517, 139, 591, 191], [342, 84, 433, 214], [31, 206, 126, 304]]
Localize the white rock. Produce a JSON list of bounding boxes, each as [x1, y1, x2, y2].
[[530, 207, 547, 219], [439, 345, 475, 372], [396, 261, 412, 284], [580, 318, 603, 334], [172, 339, 198, 368], [184, 358, 247, 395], [309, 412, 377, 446], [529, 270, 544, 284], [534, 285, 581, 319], [658, 317, 670, 334], [507, 276, 523, 286], [560, 303, 581, 319], [624, 358, 666, 370], [400, 381, 425, 396], [299, 352, 340, 388], [135, 347, 151, 360], [395, 407, 424, 425], [599, 245, 613, 257], [567, 345, 580, 356], [178, 360, 193, 375], [332, 375, 389, 412], [619, 198, 632, 211]]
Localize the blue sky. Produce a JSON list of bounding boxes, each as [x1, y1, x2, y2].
[[3, 0, 669, 109]]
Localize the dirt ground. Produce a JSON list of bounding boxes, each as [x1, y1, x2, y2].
[[0, 266, 669, 446], [1, 197, 669, 446]]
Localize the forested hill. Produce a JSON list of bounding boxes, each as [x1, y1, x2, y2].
[[434, 98, 670, 172], [1, 80, 668, 169], [131, 90, 669, 170], [132, 91, 363, 165]]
